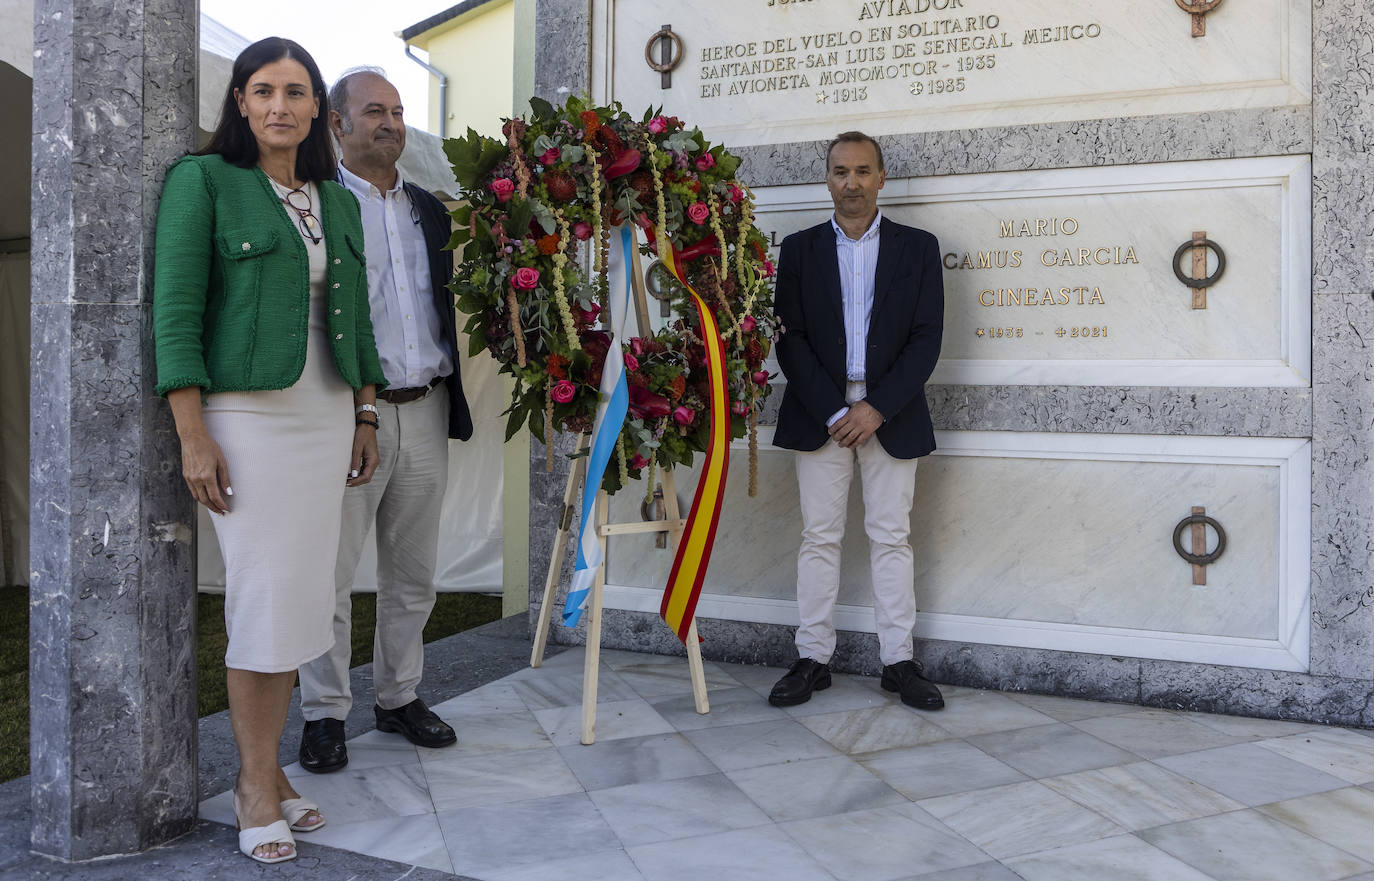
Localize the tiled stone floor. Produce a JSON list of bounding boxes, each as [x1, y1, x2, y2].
[[200, 648, 1374, 881]]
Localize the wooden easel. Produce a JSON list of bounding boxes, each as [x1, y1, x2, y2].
[[529, 240, 709, 745]]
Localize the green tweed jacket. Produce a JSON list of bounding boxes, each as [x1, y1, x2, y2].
[[153, 153, 387, 396]]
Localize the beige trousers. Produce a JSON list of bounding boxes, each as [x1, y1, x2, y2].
[[299, 388, 450, 719], [793, 385, 920, 666]]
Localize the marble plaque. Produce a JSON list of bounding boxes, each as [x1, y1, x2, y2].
[[751, 156, 1312, 386], [604, 431, 1310, 671], [593, 0, 1310, 147]]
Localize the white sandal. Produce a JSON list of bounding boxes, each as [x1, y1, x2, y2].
[[280, 796, 326, 833], [233, 793, 297, 864]]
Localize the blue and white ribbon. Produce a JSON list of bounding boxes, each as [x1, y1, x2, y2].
[[562, 225, 634, 627]]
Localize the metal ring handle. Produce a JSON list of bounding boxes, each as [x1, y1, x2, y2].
[[644, 28, 683, 73], [1172, 238, 1226, 289], [1173, 514, 1227, 566]]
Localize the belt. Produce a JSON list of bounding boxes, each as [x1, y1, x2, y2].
[[377, 376, 443, 405]]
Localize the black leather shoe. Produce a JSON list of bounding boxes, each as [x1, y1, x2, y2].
[[374, 699, 457, 748], [299, 718, 348, 773], [881, 660, 945, 710], [768, 658, 832, 707]]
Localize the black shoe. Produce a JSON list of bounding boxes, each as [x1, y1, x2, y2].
[[374, 699, 457, 748], [299, 718, 348, 773], [768, 658, 832, 707], [881, 660, 945, 710]]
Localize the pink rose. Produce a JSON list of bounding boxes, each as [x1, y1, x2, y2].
[[512, 267, 540, 290], [752, 370, 770, 386], [731, 400, 749, 416], [739, 314, 757, 333], [686, 202, 710, 225], [551, 380, 576, 403], [647, 116, 668, 134], [695, 153, 716, 171], [573, 221, 593, 241], [762, 259, 776, 278], [624, 352, 640, 372], [672, 406, 695, 426], [490, 177, 515, 203], [629, 453, 649, 470], [630, 337, 645, 357], [728, 184, 744, 203], [538, 147, 560, 165]]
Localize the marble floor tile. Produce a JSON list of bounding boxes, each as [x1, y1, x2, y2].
[[197, 789, 236, 827], [509, 667, 642, 709], [588, 772, 772, 847], [781, 802, 989, 881], [628, 825, 836, 881], [682, 717, 841, 771], [423, 745, 583, 811], [915, 689, 1057, 737], [649, 685, 790, 731], [280, 730, 419, 778], [415, 708, 553, 761], [435, 791, 623, 877], [267, 762, 434, 826], [858, 740, 1027, 800], [800, 704, 955, 755], [965, 722, 1142, 779], [1070, 709, 1253, 759], [726, 755, 907, 823], [1255, 728, 1374, 783], [1257, 786, 1374, 861], [1002, 691, 1139, 723], [593, 648, 677, 669], [1005, 833, 1214, 881], [557, 731, 719, 791], [718, 660, 795, 693], [295, 811, 453, 874], [1141, 809, 1373, 881], [779, 673, 893, 718], [535, 697, 675, 746], [896, 864, 1029, 881], [1040, 761, 1244, 830], [616, 660, 741, 698], [918, 780, 1124, 860], [429, 682, 530, 718], [1154, 742, 1350, 806], [1177, 710, 1319, 739], [480, 847, 646, 881]]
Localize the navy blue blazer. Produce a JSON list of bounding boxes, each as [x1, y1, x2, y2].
[[772, 216, 944, 459], [405, 180, 473, 442]]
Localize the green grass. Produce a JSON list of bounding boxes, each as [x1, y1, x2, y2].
[[0, 586, 502, 782]]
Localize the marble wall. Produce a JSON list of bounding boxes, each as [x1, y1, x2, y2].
[[530, 0, 1374, 726]]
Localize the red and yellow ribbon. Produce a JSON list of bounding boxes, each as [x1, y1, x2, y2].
[[658, 246, 731, 643]]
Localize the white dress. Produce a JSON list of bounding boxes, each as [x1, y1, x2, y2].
[[203, 181, 355, 673]]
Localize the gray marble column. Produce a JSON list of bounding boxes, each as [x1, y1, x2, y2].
[[29, 0, 199, 860]]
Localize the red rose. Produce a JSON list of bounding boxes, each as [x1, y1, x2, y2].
[[551, 380, 576, 403], [490, 177, 515, 203], [686, 202, 710, 225], [539, 147, 561, 165], [672, 406, 695, 426], [695, 153, 716, 171]]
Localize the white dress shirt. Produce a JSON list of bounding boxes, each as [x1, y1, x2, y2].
[[338, 163, 453, 389], [827, 210, 882, 426]]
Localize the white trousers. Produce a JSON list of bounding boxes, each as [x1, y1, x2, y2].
[[794, 393, 920, 666], [299, 388, 450, 719]]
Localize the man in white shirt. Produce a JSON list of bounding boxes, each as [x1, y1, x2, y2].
[[769, 132, 945, 710], [298, 68, 473, 771]]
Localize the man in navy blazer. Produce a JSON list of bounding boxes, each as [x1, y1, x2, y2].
[[769, 131, 946, 710]]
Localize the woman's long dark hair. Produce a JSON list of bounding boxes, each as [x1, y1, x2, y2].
[[199, 37, 337, 182]]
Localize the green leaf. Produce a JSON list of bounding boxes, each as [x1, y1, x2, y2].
[[505, 405, 527, 442], [528, 95, 555, 121], [467, 322, 487, 357], [505, 198, 535, 237], [444, 128, 506, 190], [445, 226, 470, 251]]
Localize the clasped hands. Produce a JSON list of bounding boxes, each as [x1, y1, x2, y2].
[[829, 400, 883, 448]]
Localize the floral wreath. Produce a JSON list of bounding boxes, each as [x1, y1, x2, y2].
[[446, 96, 777, 496]]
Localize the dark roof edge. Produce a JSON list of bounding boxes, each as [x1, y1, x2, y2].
[[400, 0, 504, 42]]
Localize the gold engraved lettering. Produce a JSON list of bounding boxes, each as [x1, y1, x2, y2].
[[859, 0, 966, 21]]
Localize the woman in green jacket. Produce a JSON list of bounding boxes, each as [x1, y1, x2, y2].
[[153, 37, 386, 865]]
